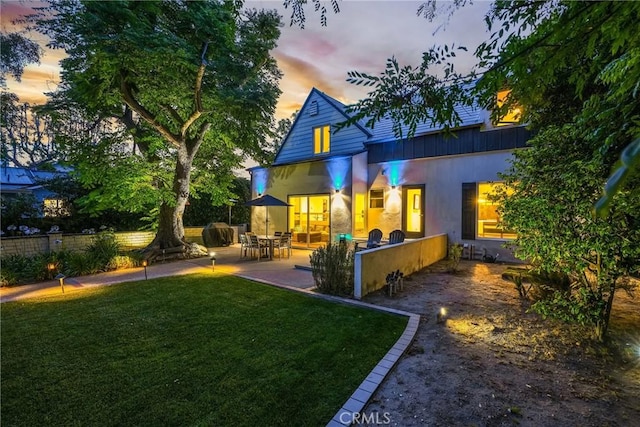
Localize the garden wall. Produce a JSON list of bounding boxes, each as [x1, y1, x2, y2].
[[353, 233, 448, 299], [1, 227, 209, 257]]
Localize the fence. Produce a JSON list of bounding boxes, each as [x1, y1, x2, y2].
[[0, 225, 248, 258]]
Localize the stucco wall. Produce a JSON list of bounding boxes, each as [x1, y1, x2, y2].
[[369, 150, 519, 262], [251, 157, 354, 241], [354, 233, 448, 299]]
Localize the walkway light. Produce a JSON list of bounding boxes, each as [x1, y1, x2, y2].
[[142, 260, 148, 280], [55, 273, 66, 293], [209, 252, 216, 271]]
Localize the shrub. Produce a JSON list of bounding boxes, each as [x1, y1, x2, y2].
[[107, 255, 139, 270], [446, 243, 463, 273], [310, 242, 354, 296], [85, 229, 120, 267]]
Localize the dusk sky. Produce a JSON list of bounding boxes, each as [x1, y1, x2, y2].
[[2, 0, 492, 120]]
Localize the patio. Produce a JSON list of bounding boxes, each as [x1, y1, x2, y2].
[[0, 244, 316, 303]]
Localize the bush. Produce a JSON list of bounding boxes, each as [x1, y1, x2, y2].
[[310, 242, 354, 296], [85, 229, 120, 267], [446, 243, 463, 273], [107, 255, 140, 270]]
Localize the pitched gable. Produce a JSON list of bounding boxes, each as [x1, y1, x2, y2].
[[273, 88, 371, 166]]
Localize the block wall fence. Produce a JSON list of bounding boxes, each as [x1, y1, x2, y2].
[[0, 226, 247, 258]]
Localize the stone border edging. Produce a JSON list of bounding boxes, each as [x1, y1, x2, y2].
[[232, 273, 420, 427]]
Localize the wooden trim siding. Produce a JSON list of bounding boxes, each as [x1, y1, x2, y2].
[[366, 126, 531, 164]]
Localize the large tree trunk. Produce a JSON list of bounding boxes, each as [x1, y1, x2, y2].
[[144, 144, 197, 260]]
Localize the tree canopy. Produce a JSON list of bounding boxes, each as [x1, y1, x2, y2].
[[27, 0, 282, 256]]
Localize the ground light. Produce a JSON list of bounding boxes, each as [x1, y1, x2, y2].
[[55, 273, 66, 293], [209, 252, 216, 271], [142, 260, 148, 280], [47, 262, 56, 279]]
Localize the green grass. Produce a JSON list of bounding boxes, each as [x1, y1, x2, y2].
[[1, 274, 406, 426]]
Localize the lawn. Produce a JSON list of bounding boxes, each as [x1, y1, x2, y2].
[[1, 274, 407, 426]]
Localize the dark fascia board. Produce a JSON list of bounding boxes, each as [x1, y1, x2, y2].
[[269, 151, 364, 169], [272, 87, 372, 163]]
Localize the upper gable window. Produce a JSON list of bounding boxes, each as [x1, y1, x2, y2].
[[496, 90, 522, 126], [313, 125, 331, 154]]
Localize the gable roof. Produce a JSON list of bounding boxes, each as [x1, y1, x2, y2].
[[275, 87, 372, 159]]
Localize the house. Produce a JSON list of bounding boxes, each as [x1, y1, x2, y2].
[[248, 88, 530, 261], [0, 165, 70, 217]]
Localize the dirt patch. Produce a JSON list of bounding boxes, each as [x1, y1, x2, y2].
[[362, 260, 640, 426]]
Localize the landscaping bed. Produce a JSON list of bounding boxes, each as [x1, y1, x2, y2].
[[363, 260, 640, 426]]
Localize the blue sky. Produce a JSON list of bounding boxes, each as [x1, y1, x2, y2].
[[2, 0, 492, 119]]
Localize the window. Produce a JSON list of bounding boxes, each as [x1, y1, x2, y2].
[[369, 189, 384, 209], [43, 198, 71, 217], [477, 182, 516, 239], [313, 125, 330, 154], [496, 90, 522, 126]]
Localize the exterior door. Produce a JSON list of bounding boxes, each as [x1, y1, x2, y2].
[[288, 195, 330, 248], [402, 185, 425, 238]]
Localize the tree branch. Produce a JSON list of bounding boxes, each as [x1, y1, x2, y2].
[[119, 71, 182, 147], [181, 42, 209, 139]]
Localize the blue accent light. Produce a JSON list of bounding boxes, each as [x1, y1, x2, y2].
[[327, 157, 350, 192], [254, 169, 267, 195], [386, 161, 406, 187]]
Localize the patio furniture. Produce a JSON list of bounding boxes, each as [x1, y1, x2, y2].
[[355, 228, 383, 251], [388, 229, 406, 245], [239, 233, 251, 258], [247, 233, 269, 261], [274, 235, 291, 259]]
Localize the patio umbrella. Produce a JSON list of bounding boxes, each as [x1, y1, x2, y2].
[[244, 194, 291, 237]]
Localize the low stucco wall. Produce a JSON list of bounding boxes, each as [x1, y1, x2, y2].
[[354, 233, 448, 299]]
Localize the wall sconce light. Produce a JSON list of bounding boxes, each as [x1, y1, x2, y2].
[[209, 252, 216, 271], [55, 273, 66, 293], [142, 260, 148, 280], [391, 185, 397, 190], [334, 188, 340, 194], [257, 192, 263, 197]]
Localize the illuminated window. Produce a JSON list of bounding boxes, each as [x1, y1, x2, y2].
[[477, 182, 516, 239], [43, 198, 71, 217], [369, 189, 384, 209], [496, 90, 522, 126], [313, 125, 330, 154]]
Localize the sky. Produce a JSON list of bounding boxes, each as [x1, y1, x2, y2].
[[2, 0, 492, 120]]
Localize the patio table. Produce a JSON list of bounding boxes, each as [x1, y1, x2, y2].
[[257, 235, 279, 260]]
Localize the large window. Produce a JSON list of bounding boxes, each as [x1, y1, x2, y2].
[[313, 125, 330, 154], [477, 182, 516, 239]]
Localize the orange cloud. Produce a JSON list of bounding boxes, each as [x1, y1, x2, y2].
[[274, 51, 344, 98]]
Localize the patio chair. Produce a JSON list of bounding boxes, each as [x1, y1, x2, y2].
[[388, 229, 406, 245], [247, 233, 268, 261], [274, 231, 283, 237], [239, 233, 251, 258], [274, 235, 290, 259], [355, 228, 383, 251]]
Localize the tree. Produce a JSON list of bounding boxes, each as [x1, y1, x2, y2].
[[292, 0, 639, 340], [27, 0, 282, 258], [0, 31, 41, 87]]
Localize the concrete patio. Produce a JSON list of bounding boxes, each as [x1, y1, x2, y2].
[[0, 244, 316, 303]]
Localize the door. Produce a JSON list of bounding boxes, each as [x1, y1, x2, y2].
[[402, 185, 425, 238], [288, 195, 330, 248]]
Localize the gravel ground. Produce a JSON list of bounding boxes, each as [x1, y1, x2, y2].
[[361, 260, 640, 427]]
